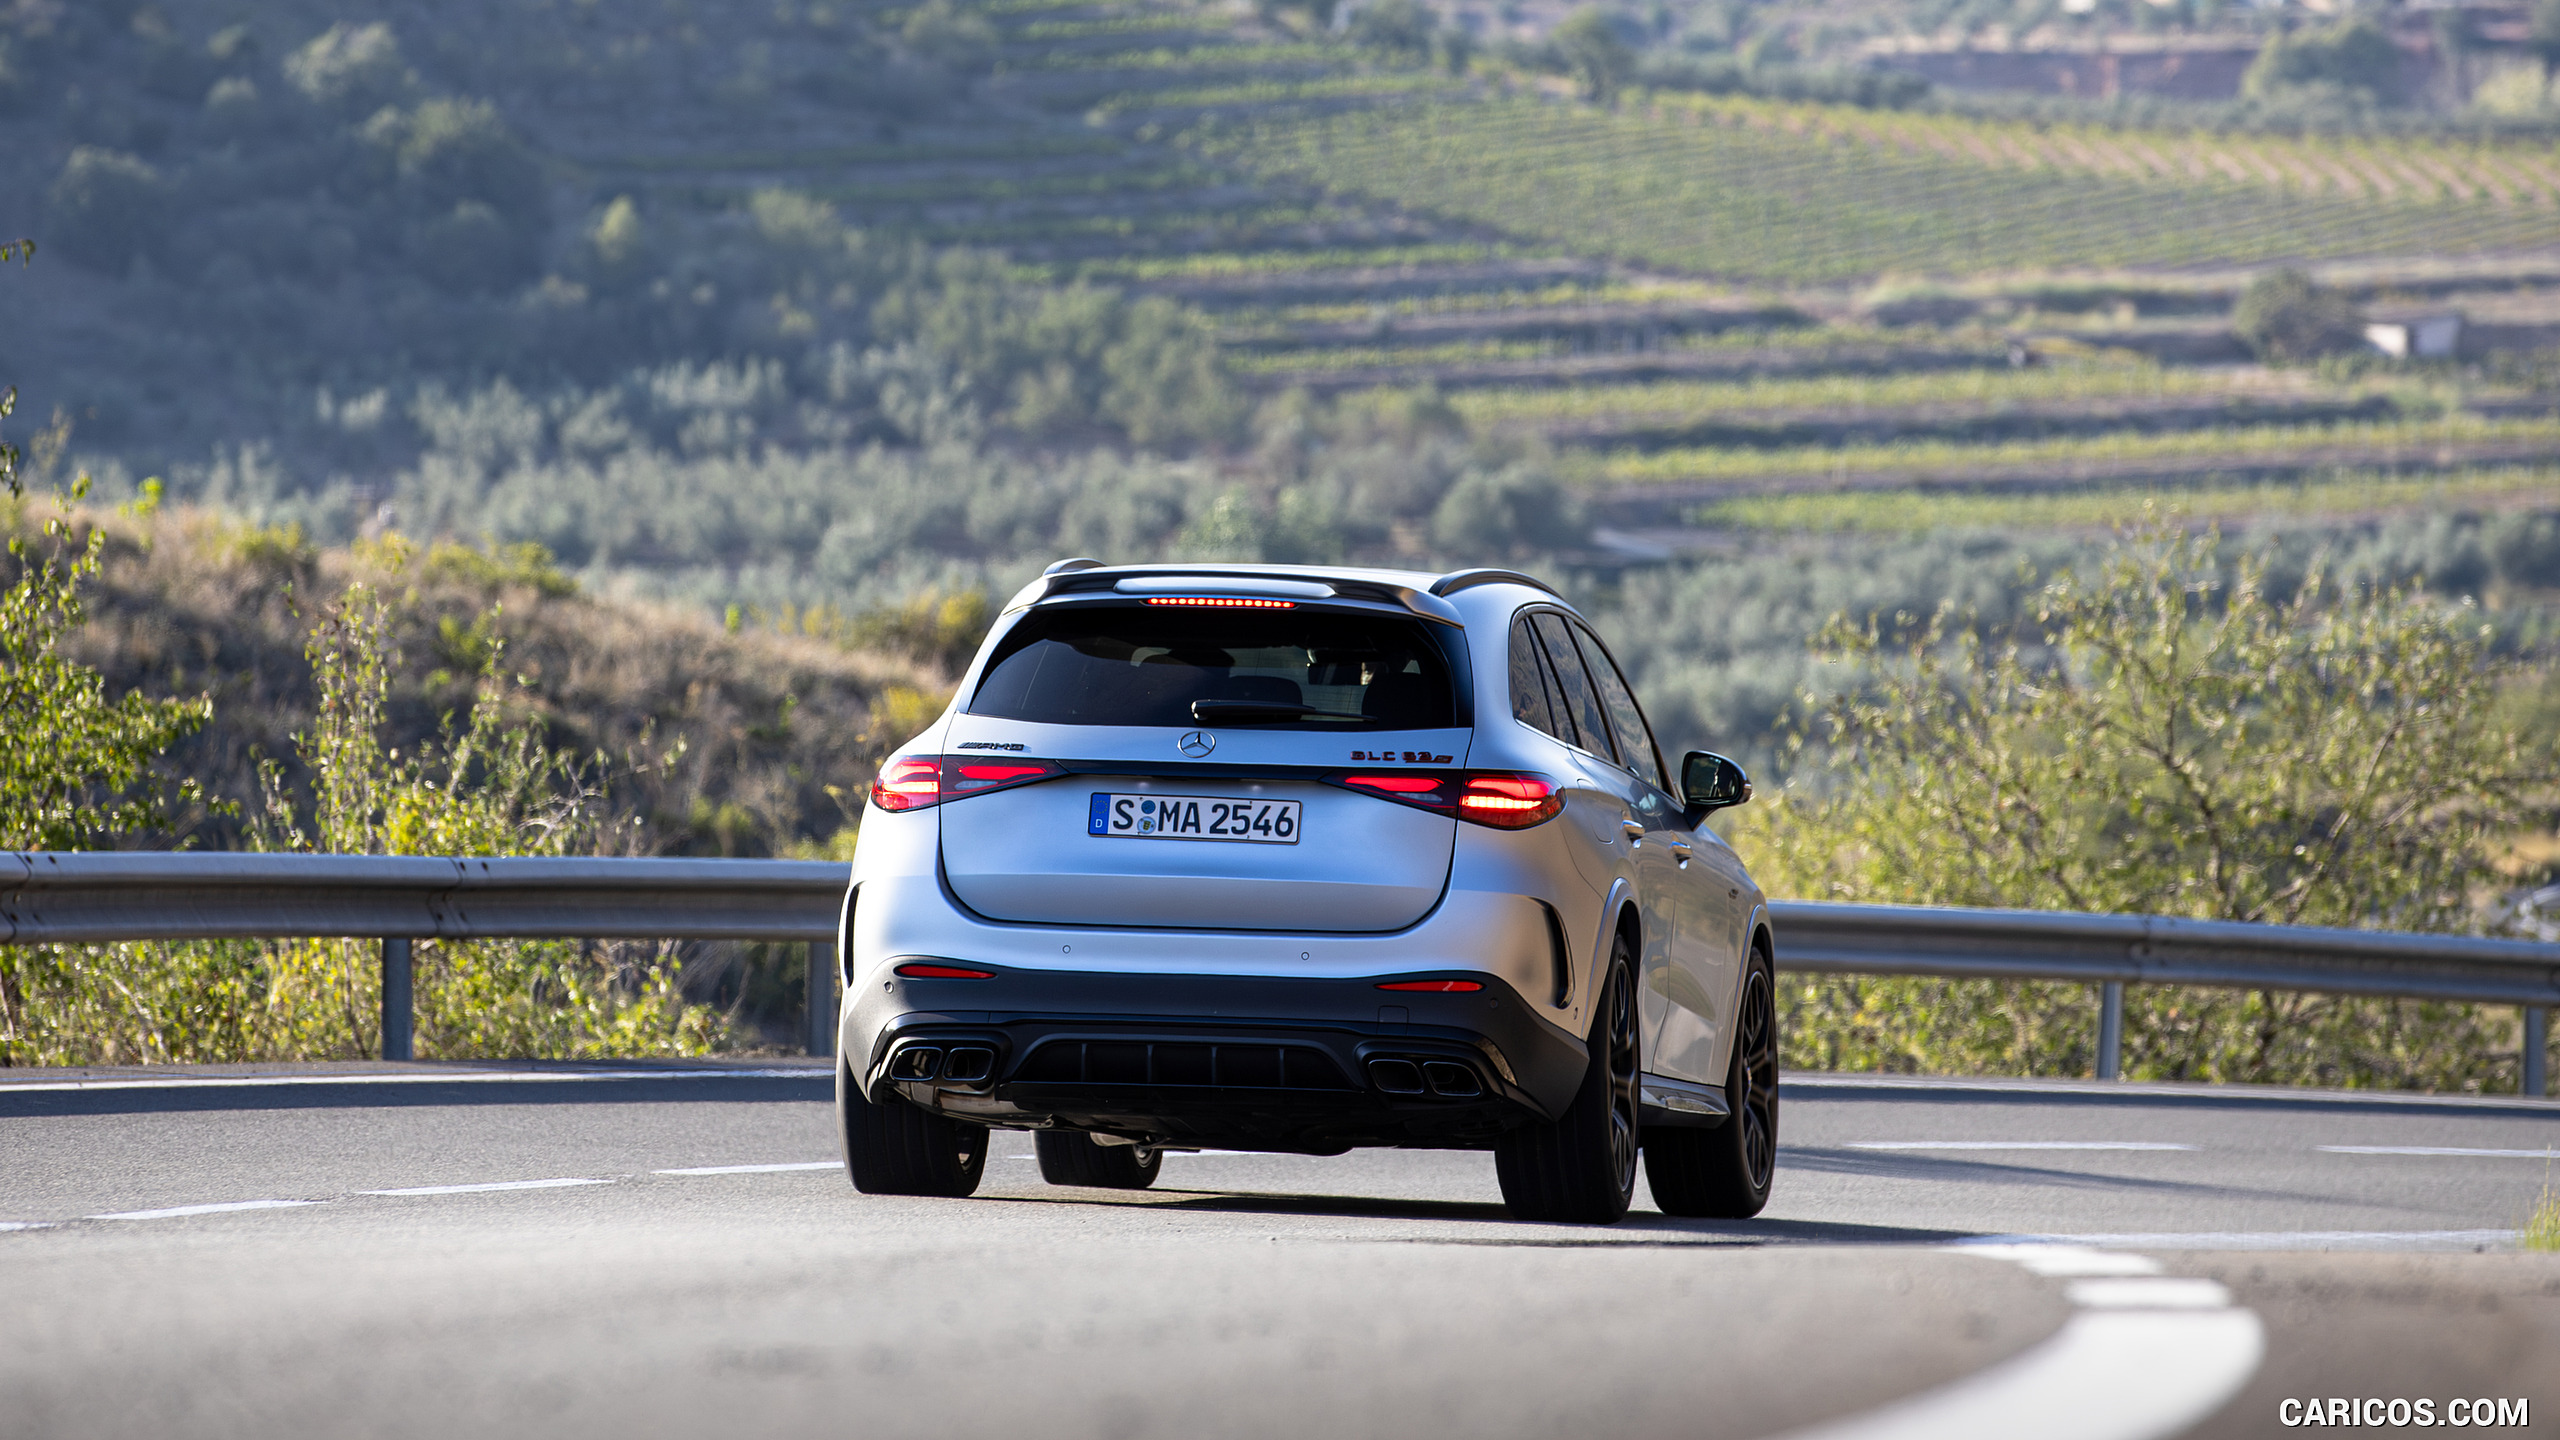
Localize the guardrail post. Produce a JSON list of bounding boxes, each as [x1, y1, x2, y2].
[[2528, 1006, 2548, 1099], [2097, 980, 2124, 1081], [805, 940, 834, 1059], [381, 936, 414, 1062]]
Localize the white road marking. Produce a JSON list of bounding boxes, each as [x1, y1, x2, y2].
[[0, 1068, 825, 1094], [88, 1199, 321, 1221], [1969, 1229, 2519, 1250], [1, 1221, 57, 1232], [1847, 1141, 2196, 1152], [2317, 1145, 2558, 1158], [1952, 1244, 2163, 1277], [358, 1178, 614, 1196], [1769, 1242, 2263, 1440], [2065, 1278, 2235, 1310], [654, 1162, 838, 1175]]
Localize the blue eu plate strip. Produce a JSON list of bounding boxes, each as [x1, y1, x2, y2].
[[1088, 792, 1110, 835]]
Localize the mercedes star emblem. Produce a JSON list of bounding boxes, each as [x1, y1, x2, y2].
[[1177, 731, 1216, 758]]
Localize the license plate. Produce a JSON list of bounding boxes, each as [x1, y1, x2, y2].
[[1088, 793, 1301, 844]]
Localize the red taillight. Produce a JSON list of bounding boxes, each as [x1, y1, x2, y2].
[[870, 757, 945, 812], [1143, 596, 1295, 609], [869, 756, 1067, 811], [895, 962, 995, 979], [1330, 770, 1562, 829], [1377, 979, 1483, 992], [1455, 774, 1563, 830]]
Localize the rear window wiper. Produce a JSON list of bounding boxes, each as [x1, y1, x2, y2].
[[1190, 700, 1372, 724]]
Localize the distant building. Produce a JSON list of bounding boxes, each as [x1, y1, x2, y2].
[[2362, 309, 2464, 359]]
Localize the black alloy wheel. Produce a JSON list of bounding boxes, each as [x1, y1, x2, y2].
[[839, 1063, 989, 1197], [1495, 930, 1640, 1224], [1034, 1131, 1163, 1189], [1643, 945, 1777, 1218]]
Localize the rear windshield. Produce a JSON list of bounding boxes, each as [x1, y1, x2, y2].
[[970, 604, 1458, 729]]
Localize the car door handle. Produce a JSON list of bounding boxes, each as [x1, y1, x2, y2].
[[1665, 839, 1692, 866], [1620, 818, 1646, 840]]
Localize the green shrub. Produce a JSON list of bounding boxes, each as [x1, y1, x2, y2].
[[387, 97, 548, 231], [2, 500, 214, 851], [2243, 21, 2405, 107], [45, 147, 165, 275], [1733, 521, 2553, 1090], [284, 21, 411, 115], [584, 196, 651, 289], [2233, 268, 2364, 363], [1430, 463, 1584, 559]]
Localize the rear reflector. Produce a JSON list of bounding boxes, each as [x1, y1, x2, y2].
[[1143, 596, 1295, 609], [1328, 770, 1562, 829], [1342, 774, 1442, 794], [870, 756, 1068, 811], [1376, 980, 1483, 992], [895, 963, 995, 980]]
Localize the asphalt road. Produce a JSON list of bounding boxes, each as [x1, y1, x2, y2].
[[3, 1065, 2556, 1440]]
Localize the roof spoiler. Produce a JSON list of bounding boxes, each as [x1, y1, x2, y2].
[[1009, 562, 1464, 627], [1430, 568, 1562, 599]]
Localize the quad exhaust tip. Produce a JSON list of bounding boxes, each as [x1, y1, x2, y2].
[[888, 1044, 997, 1084], [1367, 1059, 1426, 1094], [1366, 1057, 1484, 1098]]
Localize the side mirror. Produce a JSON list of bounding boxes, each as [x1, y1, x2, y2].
[[1681, 751, 1752, 815]]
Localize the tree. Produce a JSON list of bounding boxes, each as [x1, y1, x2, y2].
[[1553, 7, 1638, 100], [1737, 521, 2554, 1088], [2233, 268, 2364, 363]]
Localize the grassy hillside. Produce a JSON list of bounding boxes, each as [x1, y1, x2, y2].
[[12, 498, 936, 859]]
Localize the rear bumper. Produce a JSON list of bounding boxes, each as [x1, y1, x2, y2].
[[846, 966, 1590, 1152]]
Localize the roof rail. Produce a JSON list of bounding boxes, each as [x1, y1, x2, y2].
[[1429, 567, 1561, 599]]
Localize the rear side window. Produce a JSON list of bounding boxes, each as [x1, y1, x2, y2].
[[1508, 617, 1564, 739], [1529, 612, 1618, 766], [971, 605, 1457, 729], [1573, 625, 1668, 791]]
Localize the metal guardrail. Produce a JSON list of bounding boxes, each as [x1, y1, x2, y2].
[[4, 853, 2554, 1094], [0, 853, 846, 1061]]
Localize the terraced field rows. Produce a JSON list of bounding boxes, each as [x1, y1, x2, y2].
[[554, 0, 2560, 546], [1688, 464, 2560, 532], [1659, 94, 2560, 209], [1200, 97, 2560, 285], [1447, 361, 2300, 426], [1587, 413, 2560, 489]]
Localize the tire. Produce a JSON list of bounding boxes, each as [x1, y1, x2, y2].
[[839, 1063, 988, 1197], [1496, 930, 1640, 1224], [1034, 1131, 1163, 1189], [1644, 946, 1777, 1218]]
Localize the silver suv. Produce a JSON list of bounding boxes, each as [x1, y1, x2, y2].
[[835, 562, 1776, 1223]]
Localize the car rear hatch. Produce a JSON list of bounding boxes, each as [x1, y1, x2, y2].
[[936, 588, 1471, 933]]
